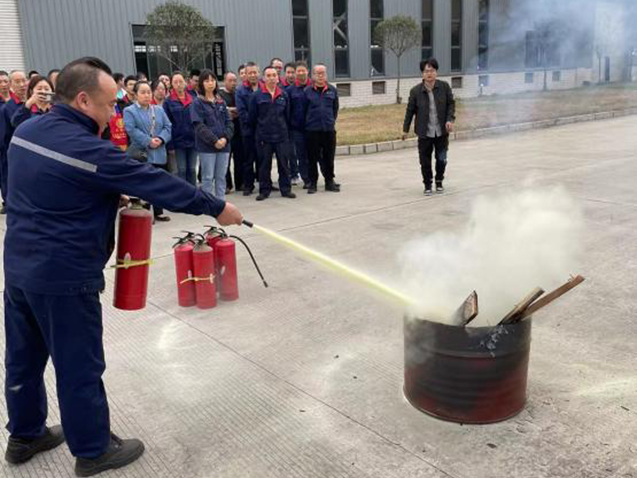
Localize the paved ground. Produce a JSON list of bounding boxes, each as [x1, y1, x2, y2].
[[0, 116, 636, 478]]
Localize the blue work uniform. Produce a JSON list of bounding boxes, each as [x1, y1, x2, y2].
[[235, 80, 261, 192], [287, 79, 311, 184], [3, 104, 225, 458], [0, 98, 23, 203]]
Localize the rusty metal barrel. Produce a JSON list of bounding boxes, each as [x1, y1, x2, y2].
[[404, 316, 532, 424]]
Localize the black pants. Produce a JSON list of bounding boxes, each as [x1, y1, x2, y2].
[[242, 135, 261, 192], [306, 131, 336, 185], [150, 163, 167, 216], [258, 141, 291, 196], [417, 136, 448, 188], [226, 135, 244, 191]]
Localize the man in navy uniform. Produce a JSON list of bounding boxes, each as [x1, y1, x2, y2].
[[248, 66, 296, 202], [2, 57, 243, 477]]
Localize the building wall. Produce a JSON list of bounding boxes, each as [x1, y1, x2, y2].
[[0, 0, 26, 71]]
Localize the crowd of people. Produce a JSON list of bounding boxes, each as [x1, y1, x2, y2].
[[0, 57, 342, 220]]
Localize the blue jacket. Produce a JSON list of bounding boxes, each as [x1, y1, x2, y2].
[[11, 104, 48, 129], [4, 104, 226, 295], [287, 79, 310, 132], [124, 103, 172, 165], [163, 92, 195, 150], [304, 83, 339, 132], [235, 81, 260, 137], [190, 95, 234, 153], [1, 99, 23, 158], [248, 84, 290, 144]]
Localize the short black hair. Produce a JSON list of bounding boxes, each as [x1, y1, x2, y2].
[[420, 58, 439, 72], [295, 61, 309, 70], [136, 72, 148, 80], [124, 75, 137, 85], [171, 71, 185, 82], [28, 70, 39, 77], [189, 69, 201, 78], [112, 72, 124, 83], [47, 69, 60, 77], [284, 62, 296, 71], [237, 64, 246, 72], [55, 56, 112, 104], [270, 58, 283, 66], [133, 80, 150, 94], [245, 62, 258, 69], [197, 69, 218, 96], [0, 70, 8, 77], [151, 79, 166, 92], [263, 66, 278, 76], [158, 72, 169, 78]]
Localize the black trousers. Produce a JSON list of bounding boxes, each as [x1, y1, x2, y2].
[[226, 135, 244, 191], [258, 141, 291, 196], [306, 131, 336, 185], [150, 163, 167, 216], [417, 136, 448, 188]]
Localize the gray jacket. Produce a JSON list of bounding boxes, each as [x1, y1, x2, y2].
[[403, 80, 456, 138]]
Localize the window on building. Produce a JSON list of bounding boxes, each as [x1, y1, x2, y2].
[[370, 0, 384, 76], [131, 25, 226, 79], [525, 72, 534, 84], [451, 0, 462, 71], [552, 70, 561, 82], [451, 76, 463, 89], [478, 0, 489, 70], [526, 28, 561, 69], [421, 0, 434, 60], [336, 83, 351, 97], [372, 81, 386, 94], [478, 75, 489, 87], [333, 0, 350, 78], [293, 0, 311, 63]]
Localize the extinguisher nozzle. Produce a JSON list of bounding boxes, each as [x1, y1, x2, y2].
[[242, 220, 254, 228]]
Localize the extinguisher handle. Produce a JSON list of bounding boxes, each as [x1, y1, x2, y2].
[[242, 220, 254, 228], [229, 235, 268, 288]]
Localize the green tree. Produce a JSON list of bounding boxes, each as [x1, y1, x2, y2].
[[145, 1, 216, 72], [374, 15, 421, 104]]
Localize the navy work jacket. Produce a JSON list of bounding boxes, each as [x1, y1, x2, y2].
[[190, 95, 234, 153], [4, 104, 226, 295], [287, 79, 310, 132], [248, 84, 290, 144], [304, 83, 339, 132]]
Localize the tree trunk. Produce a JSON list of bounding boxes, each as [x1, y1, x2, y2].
[[396, 55, 402, 104], [543, 68, 548, 91]]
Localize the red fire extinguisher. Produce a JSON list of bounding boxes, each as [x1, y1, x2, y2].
[[204, 228, 268, 301], [173, 233, 197, 307], [192, 235, 217, 309], [113, 198, 153, 310]]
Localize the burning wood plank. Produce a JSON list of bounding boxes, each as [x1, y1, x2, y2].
[[498, 287, 545, 325], [515, 275, 585, 322], [450, 291, 479, 326]]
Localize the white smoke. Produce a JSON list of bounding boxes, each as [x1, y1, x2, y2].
[[399, 185, 583, 325]]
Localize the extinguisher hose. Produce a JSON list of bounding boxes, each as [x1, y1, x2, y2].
[[229, 235, 268, 288]]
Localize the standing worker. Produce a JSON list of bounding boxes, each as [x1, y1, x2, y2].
[[402, 58, 455, 196], [10, 75, 54, 128], [287, 61, 311, 188], [2, 57, 243, 477], [220, 71, 244, 193], [304, 63, 341, 194], [248, 66, 296, 201], [235, 62, 261, 196]]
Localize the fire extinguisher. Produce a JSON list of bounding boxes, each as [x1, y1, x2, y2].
[[207, 229, 268, 301], [192, 235, 217, 309], [113, 198, 153, 310], [204, 225, 225, 289], [173, 232, 197, 307]]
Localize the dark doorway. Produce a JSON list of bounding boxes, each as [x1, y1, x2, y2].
[[604, 56, 611, 82]]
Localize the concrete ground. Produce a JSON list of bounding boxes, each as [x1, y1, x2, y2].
[[1, 116, 636, 478]]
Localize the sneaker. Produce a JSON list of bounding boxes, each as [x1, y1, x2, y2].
[[436, 183, 444, 193], [282, 192, 296, 198], [424, 188, 433, 196], [307, 184, 317, 194], [256, 193, 268, 201], [325, 181, 340, 192], [75, 434, 145, 477], [5, 425, 65, 465]]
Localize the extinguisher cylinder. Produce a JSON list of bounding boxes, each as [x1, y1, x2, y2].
[[215, 239, 239, 301], [193, 245, 217, 309], [174, 243, 197, 307]]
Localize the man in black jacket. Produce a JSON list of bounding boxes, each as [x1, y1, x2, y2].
[[402, 58, 455, 195]]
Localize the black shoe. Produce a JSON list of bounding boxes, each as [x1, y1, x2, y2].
[[307, 184, 317, 194], [243, 188, 254, 196], [256, 193, 268, 201], [302, 183, 310, 190], [436, 183, 444, 193], [282, 191, 296, 198], [5, 425, 65, 465], [75, 434, 145, 477], [154, 215, 171, 222], [325, 181, 340, 192], [424, 188, 433, 196], [271, 185, 280, 192]]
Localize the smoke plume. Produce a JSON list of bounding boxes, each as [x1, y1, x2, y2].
[[399, 185, 583, 325]]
